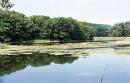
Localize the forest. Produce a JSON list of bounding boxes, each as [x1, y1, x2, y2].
[[1, 9, 130, 43], [0, 9, 94, 42]]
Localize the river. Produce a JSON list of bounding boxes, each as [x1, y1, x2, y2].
[[0, 48, 130, 83]]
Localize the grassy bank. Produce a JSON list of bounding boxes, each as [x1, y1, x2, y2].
[[0, 43, 9, 49], [94, 37, 130, 41], [0, 38, 130, 55], [10, 39, 59, 45], [22, 39, 59, 44], [0, 42, 113, 55]]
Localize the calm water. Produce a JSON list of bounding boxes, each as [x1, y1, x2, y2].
[[0, 48, 130, 83]]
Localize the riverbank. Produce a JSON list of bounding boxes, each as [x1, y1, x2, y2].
[[0, 42, 123, 56], [0, 44, 9, 49], [0, 42, 112, 55], [1, 37, 130, 56]]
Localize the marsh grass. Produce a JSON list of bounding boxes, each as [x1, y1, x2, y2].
[[0, 43, 9, 49], [31, 39, 59, 44], [11, 39, 59, 45], [94, 37, 130, 41], [1, 37, 130, 55]]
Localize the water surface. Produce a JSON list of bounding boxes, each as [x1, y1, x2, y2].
[[0, 48, 130, 83]]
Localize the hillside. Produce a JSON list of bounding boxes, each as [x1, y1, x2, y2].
[[90, 23, 112, 37]]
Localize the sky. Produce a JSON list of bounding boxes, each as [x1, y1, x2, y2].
[[11, 0, 130, 25]]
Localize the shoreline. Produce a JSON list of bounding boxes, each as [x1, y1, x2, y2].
[[0, 41, 130, 56]]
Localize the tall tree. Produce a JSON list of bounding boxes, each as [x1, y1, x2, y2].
[[79, 22, 94, 40], [0, 0, 14, 9], [110, 23, 129, 37]]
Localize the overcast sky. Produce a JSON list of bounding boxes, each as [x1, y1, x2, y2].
[[11, 0, 130, 25]]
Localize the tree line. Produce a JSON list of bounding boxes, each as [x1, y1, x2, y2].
[[1, 9, 130, 43], [90, 23, 111, 37], [110, 22, 130, 37], [0, 9, 93, 42], [91, 22, 130, 37]]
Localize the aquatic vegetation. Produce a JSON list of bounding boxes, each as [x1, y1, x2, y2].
[[94, 37, 130, 41], [0, 43, 9, 49]]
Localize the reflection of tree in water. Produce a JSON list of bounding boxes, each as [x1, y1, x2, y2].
[[0, 53, 78, 76]]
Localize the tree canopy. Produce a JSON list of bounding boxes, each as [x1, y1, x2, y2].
[[0, 9, 94, 42], [2, 9, 130, 43], [110, 22, 130, 37], [90, 23, 111, 37], [0, 0, 14, 9]]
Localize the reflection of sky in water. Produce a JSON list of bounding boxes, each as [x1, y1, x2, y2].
[[1, 48, 130, 83]]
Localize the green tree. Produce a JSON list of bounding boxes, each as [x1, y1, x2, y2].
[[28, 15, 50, 39], [66, 17, 84, 41], [125, 21, 130, 36], [90, 23, 111, 37], [0, 9, 94, 42], [0, 10, 31, 42], [44, 17, 71, 41], [110, 23, 129, 37], [44, 17, 93, 41], [79, 22, 94, 40], [0, 0, 14, 9]]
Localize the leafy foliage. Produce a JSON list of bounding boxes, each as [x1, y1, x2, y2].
[[110, 22, 130, 37], [0, 9, 94, 42], [90, 23, 111, 37], [0, 10, 31, 42], [0, 0, 14, 9]]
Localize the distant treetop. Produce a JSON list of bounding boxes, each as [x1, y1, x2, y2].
[[0, 0, 14, 9]]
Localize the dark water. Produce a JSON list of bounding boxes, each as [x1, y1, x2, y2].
[[0, 48, 130, 83]]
